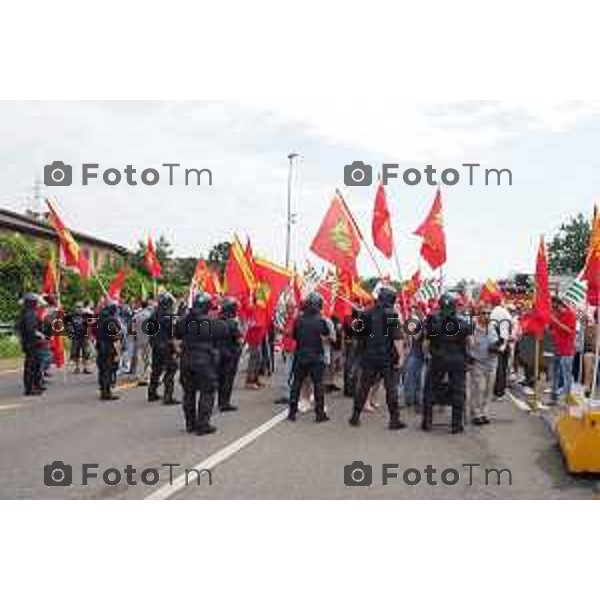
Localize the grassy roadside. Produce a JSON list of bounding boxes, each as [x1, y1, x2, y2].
[[0, 336, 22, 371]]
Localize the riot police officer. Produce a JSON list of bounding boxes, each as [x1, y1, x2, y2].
[[176, 293, 219, 435], [148, 292, 180, 405], [17, 292, 44, 396], [288, 292, 332, 423], [216, 297, 243, 412], [349, 286, 406, 430], [422, 292, 473, 434], [96, 300, 122, 401]]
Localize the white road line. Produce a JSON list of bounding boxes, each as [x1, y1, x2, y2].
[[507, 391, 532, 412], [145, 410, 288, 500]]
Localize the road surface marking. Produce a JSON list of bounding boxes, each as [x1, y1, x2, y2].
[[507, 391, 532, 412], [145, 409, 288, 500], [0, 368, 20, 376], [0, 403, 24, 412]]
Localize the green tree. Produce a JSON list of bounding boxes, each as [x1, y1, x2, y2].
[[132, 234, 174, 278], [0, 234, 47, 322], [208, 241, 231, 276], [547, 213, 591, 275]]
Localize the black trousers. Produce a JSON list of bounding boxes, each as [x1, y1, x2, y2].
[[493, 347, 510, 397], [96, 351, 115, 394], [289, 361, 326, 417], [423, 360, 466, 429], [149, 347, 178, 400], [217, 352, 240, 408], [23, 350, 42, 393], [181, 362, 217, 430], [343, 346, 360, 398], [353, 365, 400, 422]]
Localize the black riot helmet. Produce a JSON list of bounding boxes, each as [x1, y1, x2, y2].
[[303, 291, 324, 314], [220, 297, 238, 318], [193, 292, 212, 315], [438, 292, 457, 316], [158, 291, 175, 312], [376, 286, 397, 308], [22, 292, 39, 308]]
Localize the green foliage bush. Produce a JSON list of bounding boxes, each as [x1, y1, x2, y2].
[[0, 334, 22, 358], [0, 233, 223, 322]]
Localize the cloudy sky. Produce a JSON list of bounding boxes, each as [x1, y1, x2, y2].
[[1, 100, 600, 282]]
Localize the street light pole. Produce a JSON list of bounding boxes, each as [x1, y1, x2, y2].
[[285, 152, 299, 269]]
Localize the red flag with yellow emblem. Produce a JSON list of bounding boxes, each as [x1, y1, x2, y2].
[[310, 193, 361, 277], [253, 257, 292, 327], [372, 182, 393, 258], [45, 199, 90, 278], [414, 189, 446, 270], [42, 257, 58, 295], [224, 235, 256, 298]]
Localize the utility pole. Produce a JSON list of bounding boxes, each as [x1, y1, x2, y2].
[[29, 178, 45, 219], [285, 152, 300, 269]]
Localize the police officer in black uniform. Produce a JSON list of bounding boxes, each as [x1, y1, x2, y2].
[[422, 292, 473, 434], [176, 292, 219, 435], [288, 292, 331, 423], [216, 297, 242, 412], [96, 300, 121, 401], [148, 292, 180, 405], [349, 286, 406, 430], [17, 292, 44, 396]]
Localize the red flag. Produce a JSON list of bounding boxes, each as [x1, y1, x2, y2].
[[144, 237, 162, 279], [292, 271, 303, 307], [316, 280, 334, 318], [224, 235, 256, 298], [253, 257, 292, 327], [530, 237, 552, 339], [245, 237, 254, 267], [45, 199, 90, 278], [582, 207, 600, 306], [107, 266, 127, 301], [479, 278, 503, 304], [414, 189, 447, 270], [42, 258, 58, 295], [332, 268, 353, 320], [372, 182, 394, 258], [310, 193, 361, 277]]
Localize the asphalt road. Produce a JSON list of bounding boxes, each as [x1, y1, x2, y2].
[[0, 360, 597, 500]]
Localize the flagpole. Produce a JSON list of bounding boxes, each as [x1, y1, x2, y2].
[[336, 188, 384, 278], [532, 337, 540, 411]]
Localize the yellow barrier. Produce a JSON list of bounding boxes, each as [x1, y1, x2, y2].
[[556, 408, 600, 474]]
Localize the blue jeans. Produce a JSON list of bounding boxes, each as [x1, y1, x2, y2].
[[552, 355, 574, 400], [403, 353, 424, 405]]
